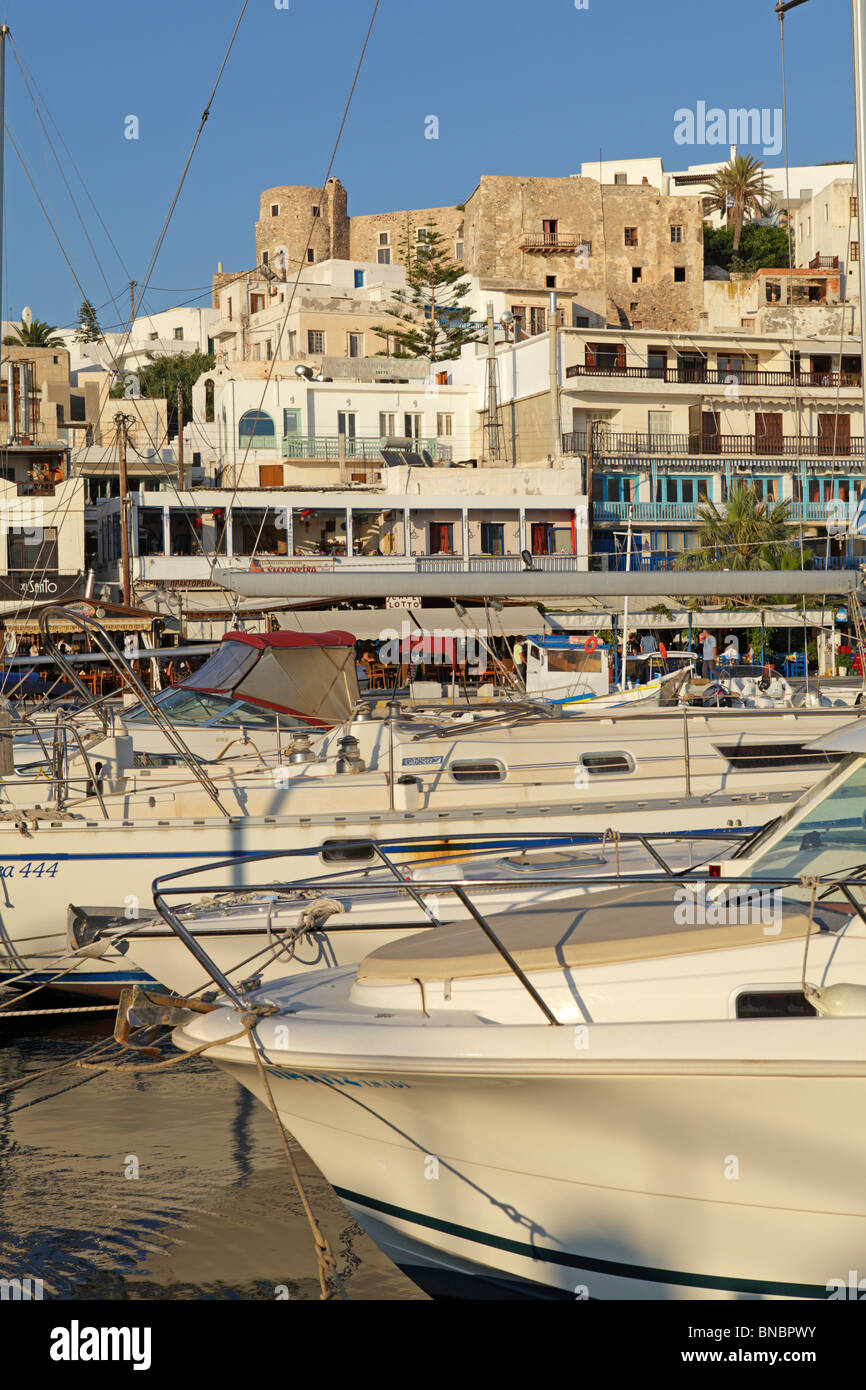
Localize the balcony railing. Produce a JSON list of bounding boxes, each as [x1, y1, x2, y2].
[[565, 430, 866, 459], [281, 435, 441, 461], [565, 364, 862, 388], [809, 254, 840, 270], [595, 550, 861, 572], [594, 499, 839, 524], [520, 233, 581, 252]]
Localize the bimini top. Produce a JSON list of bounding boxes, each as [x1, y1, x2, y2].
[[180, 630, 358, 727], [528, 633, 609, 651], [807, 715, 866, 756]]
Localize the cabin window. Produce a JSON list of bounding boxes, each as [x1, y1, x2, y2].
[[578, 752, 635, 776], [714, 742, 843, 771], [449, 760, 507, 783], [321, 840, 376, 863], [734, 990, 817, 1019], [546, 649, 602, 674]]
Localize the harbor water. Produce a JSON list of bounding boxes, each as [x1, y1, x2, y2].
[[0, 1014, 425, 1300]]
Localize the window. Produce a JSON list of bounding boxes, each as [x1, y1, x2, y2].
[[283, 408, 300, 436], [307, 330, 324, 353], [307, 248, 315, 263], [529, 306, 547, 335], [428, 520, 453, 553], [577, 752, 634, 776], [614, 171, 627, 185], [851, 196, 859, 218], [204, 379, 215, 424], [379, 413, 396, 438], [542, 219, 558, 242], [416, 227, 429, 242], [436, 413, 453, 437], [265, 340, 273, 360], [449, 760, 506, 783], [674, 266, 686, 282], [173, 326, 183, 341], [149, 331, 158, 341], [545, 275, 556, 289], [8, 525, 58, 572], [259, 464, 284, 487], [227, 298, 232, 321], [670, 225, 683, 243], [337, 412, 356, 439], [632, 267, 642, 282], [271, 204, 279, 216], [404, 412, 423, 438], [262, 251, 269, 265], [379, 232, 390, 246], [238, 410, 276, 449], [852, 241, 860, 262], [455, 242, 464, 260], [312, 205, 320, 218], [321, 840, 376, 863], [735, 991, 817, 1020], [480, 522, 504, 555], [351, 268, 366, 291], [347, 333, 363, 358], [648, 410, 672, 436], [378, 248, 391, 264], [250, 293, 266, 314], [624, 227, 638, 246]]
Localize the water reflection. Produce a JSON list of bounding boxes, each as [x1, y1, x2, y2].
[[0, 1017, 422, 1300]]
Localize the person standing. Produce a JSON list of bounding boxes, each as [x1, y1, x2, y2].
[[513, 637, 527, 686], [699, 629, 717, 679]]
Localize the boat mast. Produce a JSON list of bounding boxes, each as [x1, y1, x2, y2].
[[852, 2, 866, 672], [0, 26, 7, 435]]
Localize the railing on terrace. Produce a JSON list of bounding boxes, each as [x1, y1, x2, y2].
[[594, 499, 838, 524], [520, 233, 581, 251], [414, 554, 582, 573], [281, 436, 442, 461], [565, 364, 862, 388], [563, 430, 866, 458], [595, 551, 860, 572], [809, 254, 840, 270]]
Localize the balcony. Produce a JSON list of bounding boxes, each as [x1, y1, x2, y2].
[[565, 364, 862, 389], [281, 436, 443, 461], [567, 430, 866, 459], [520, 233, 581, 253], [595, 550, 861, 572], [594, 499, 837, 524], [809, 254, 840, 270]]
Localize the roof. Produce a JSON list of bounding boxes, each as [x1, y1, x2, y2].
[[356, 883, 828, 985], [222, 629, 355, 650]]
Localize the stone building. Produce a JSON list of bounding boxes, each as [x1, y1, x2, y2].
[[250, 172, 703, 333]]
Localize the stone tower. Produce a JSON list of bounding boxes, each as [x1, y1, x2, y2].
[[254, 177, 349, 274]]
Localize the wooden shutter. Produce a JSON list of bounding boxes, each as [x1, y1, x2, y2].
[[818, 413, 850, 453], [259, 464, 284, 487], [755, 413, 782, 455], [585, 343, 597, 368], [615, 344, 627, 370]]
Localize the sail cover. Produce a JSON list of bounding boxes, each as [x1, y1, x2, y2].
[[180, 630, 359, 726]]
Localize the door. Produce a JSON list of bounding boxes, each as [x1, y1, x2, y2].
[[755, 412, 783, 455], [531, 522, 552, 554], [818, 413, 851, 455], [701, 411, 720, 453], [429, 522, 453, 554], [258, 464, 284, 487]]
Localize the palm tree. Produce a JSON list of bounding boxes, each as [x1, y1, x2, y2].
[[3, 318, 66, 348], [705, 155, 769, 253], [676, 484, 797, 570]]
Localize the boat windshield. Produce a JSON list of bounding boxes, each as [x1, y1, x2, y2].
[[125, 690, 242, 725], [747, 753, 866, 890]]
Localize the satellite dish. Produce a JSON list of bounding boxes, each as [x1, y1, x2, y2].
[[521, 549, 534, 570]]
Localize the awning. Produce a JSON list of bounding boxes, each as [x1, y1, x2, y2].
[[408, 605, 552, 637], [2, 615, 154, 635], [276, 608, 418, 638]]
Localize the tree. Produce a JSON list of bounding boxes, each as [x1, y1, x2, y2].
[[109, 350, 215, 437], [676, 484, 798, 571], [373, 221, 478, 361], [703, 221, 791, 275], [3, 317, 66, 348], [74, 299, 102, 344], [704, 154, 769, 253]]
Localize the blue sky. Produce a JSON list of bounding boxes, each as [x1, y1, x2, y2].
[[0, 0, 856, 331]]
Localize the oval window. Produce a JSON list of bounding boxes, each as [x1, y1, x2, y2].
[[321, 839, 376, 863]]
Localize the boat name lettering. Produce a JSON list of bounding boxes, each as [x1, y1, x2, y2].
[[274, 1067, 409, 1089], [401, 757, 442, 767]]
